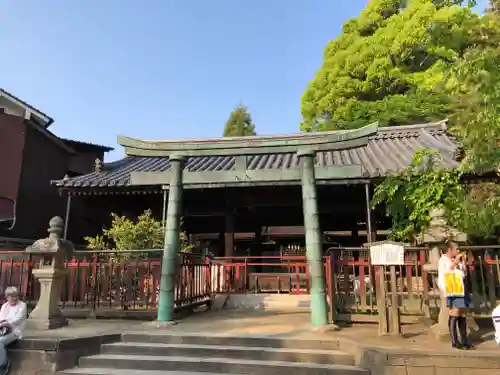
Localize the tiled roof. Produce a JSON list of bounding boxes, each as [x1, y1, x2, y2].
[[61, 138, 114, 152], [53, 121, 459, 188]]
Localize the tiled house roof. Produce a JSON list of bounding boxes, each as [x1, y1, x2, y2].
[[53, 121, 459, 188]]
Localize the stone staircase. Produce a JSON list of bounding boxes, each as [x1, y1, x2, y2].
[[60, 332, 368, 375]]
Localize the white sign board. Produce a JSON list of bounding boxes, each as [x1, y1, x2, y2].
[[370, 243, 405, 266]]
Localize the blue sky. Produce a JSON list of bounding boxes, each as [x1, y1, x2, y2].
[[0, 0, 489, 161]]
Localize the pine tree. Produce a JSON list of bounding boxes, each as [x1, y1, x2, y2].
[[223, 105, 256, 137]]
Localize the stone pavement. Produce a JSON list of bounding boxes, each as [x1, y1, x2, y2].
[[23, 310, 498, 352]]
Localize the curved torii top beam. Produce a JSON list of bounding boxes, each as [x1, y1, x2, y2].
[[118, 122, 379, 157]]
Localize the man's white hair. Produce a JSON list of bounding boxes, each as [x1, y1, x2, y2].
[[4, 286, 19, 297]]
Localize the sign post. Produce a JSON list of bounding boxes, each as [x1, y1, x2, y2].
[[368, 241, 405, 336]]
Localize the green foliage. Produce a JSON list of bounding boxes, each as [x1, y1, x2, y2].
[[489, 0, 500, 12], [310, 0, 500, 243], [445, 4, 500, 174], [301, 0, 481, 131], [449, 182, 500, 240], [443, 2, 500, 242], [371, 149, 462, 242], [223, 104, 256, 137], [85, 210, 193, 258], [372, 148, 500, 242]]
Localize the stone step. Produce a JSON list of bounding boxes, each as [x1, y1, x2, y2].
[[101, 342, 355, 365], [76, 354, 367, 375], [62, 369, 237, 375], [122, 332, 341, 350]]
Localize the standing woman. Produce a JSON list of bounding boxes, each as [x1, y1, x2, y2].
[[438, 242, 473, 350]]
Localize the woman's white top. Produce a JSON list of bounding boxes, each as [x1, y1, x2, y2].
[[0, 301, 27, 338], [437, 255, 464, 293], [492, 304, 500, 345]]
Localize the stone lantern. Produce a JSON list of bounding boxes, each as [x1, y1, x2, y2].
[[25, 216, 74, 330], [419, 208, 467, 340]]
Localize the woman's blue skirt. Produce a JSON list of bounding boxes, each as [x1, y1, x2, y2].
[[446, 295, 471, 309]]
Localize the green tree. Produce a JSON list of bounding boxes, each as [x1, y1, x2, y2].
[[489, 0, 500, 12], [301, 0, 480, 131], [223, 104, 256, 137], [372, 149, 500, 243], [85, 210, 193, 258], [445, 1, 500, 173], [325, 0, 500, 243], [371, 149, 462, 242], [444, 1, 500, 241]]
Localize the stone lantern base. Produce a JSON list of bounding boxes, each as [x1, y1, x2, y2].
[[26, 268, 68, 330], [430, 297, 451, 341]]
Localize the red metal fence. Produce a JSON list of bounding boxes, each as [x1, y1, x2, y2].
[[211, 246, 500, 320], [0, 250, 211, 314], [0, 245, 499, 321]]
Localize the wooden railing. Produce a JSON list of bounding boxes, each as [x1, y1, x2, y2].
[[0, 250, 211, 314]]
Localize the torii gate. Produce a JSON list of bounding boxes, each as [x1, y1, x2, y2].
[[118, 122, 378, 329]]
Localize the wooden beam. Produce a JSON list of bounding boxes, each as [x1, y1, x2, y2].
[[183, 204, 364, 217], [118, 122, 378, 157], [163, 178, 370, 189], [131, 165, 364, 186]]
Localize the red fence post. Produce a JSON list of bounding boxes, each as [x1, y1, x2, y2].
[[22, 253, 33, 303], [204, 257, 211, 295], [90, 255, 98, 315]]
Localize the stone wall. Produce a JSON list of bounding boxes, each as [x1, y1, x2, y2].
[[354, 346, 500, 375], [7, 334, 120, 375]]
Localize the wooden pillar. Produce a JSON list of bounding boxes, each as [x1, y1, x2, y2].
[[161, 188, 168, 224], [63, 194, 72, 240], [224, 212, 235, 257], [253, 225, 262, 256], [217, 232, 225, 257], [351, 223, 361, 247], [364, 183, 376, 243]]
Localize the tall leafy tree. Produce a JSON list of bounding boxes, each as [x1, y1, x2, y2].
[[489, 0, 500, 12], [445, 0, 500, 241], [223, 105, 256, 137], [371, 0, 500, 243], [446, 1, 500, 173], [301, 0, 480, 131]]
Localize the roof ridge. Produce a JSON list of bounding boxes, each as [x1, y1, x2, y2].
[[52, 120, 459, 189], [378, 120, 448, 132], [0, 88, 53, 127]]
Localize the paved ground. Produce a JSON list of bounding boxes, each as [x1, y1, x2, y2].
[[23, 310, 499, 353]]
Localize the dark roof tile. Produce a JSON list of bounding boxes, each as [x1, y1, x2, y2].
[[53, 121, 459, 188], [61, 138, 114, 152]]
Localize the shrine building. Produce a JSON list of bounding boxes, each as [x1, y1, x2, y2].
[[52, 120, 459, 256]]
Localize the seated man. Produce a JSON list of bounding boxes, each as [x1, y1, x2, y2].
[[492, 304, 500, 346], [0, 287, 27, 375]]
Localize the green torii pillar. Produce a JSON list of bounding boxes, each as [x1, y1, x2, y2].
[[157, 154, 184, 323], [298, 149, 329, 327]]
